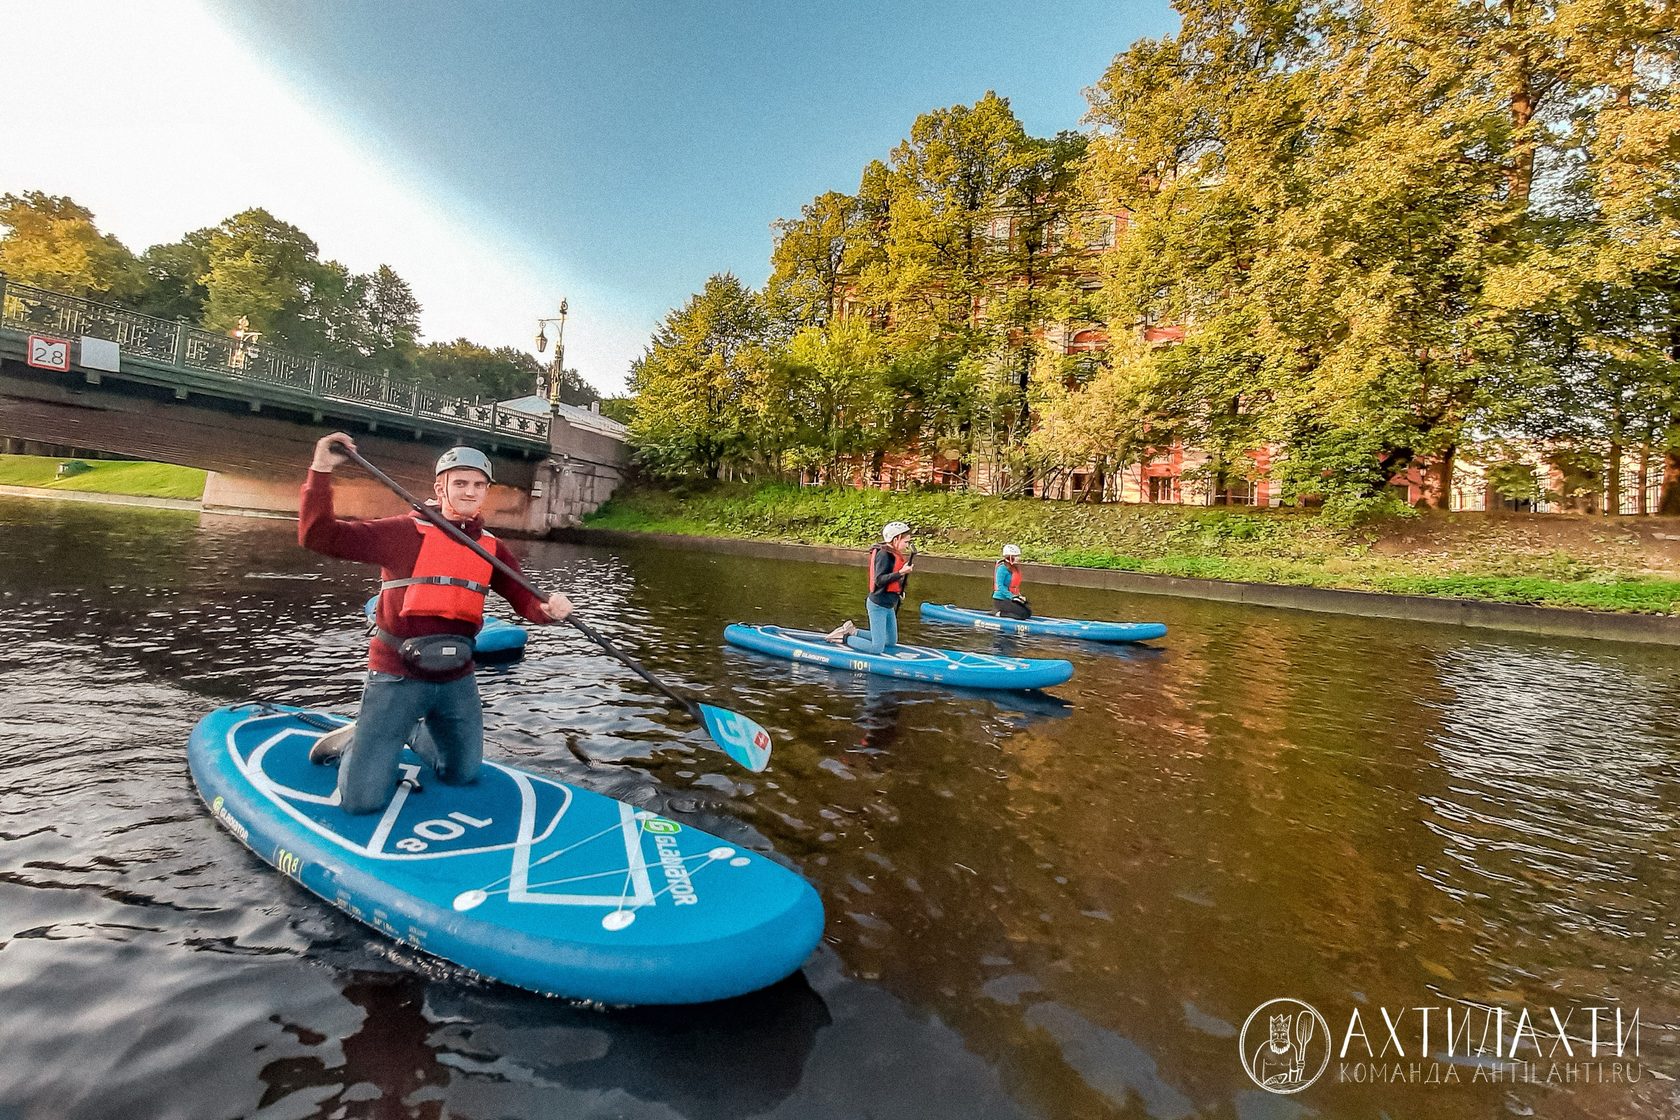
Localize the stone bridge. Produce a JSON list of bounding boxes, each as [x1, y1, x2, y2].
[[0, 275, 627, 534]]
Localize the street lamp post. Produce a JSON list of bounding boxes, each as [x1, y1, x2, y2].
[[534, 299, 569, 415]]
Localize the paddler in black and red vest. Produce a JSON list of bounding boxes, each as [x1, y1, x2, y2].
[[298, 433, 572, 814], [826, 521, 915, 654], [992, 543, 1032, 619]]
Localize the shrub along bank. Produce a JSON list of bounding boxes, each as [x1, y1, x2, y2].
[[584, 483, 1680, 615]]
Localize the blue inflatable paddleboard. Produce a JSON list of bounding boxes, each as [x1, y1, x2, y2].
[[188, 704, 824, 1005], [723, 623, 1073, 691], [363, 596, 527, 661], [920, 602, 1167, 644]]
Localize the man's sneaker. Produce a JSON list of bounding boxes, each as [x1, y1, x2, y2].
[[825, 619, 858, 644], [309, 723, 355, 765]]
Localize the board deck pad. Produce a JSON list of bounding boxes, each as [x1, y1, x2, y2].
[[919, 602, 1168, 644], [723, 623, 1074, 691], [189, 704, 822, 1005]]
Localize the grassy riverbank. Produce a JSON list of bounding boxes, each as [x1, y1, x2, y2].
[[0, 455, 207, 500], [586, 482, 1680, 614]]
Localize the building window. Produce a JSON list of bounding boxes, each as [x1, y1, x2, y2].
[[1087, 215, 1116, 250], [1214, 477, 1254, 505], [1044, 217, 1069, 252], [1066, 329, 1106, 354], [1148, 475, 1175, 503], [985, 215, 1012, 244]]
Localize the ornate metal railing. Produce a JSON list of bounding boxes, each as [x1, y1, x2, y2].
[[0, 275, 549, 445], [1, 282, 178, 362]]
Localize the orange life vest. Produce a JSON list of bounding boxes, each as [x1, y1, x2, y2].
[[382, 518, 496, 625], [868, 545, 908, 596], [999, 562, 1022, 596]]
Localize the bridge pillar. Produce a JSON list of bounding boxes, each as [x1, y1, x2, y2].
[[521, 406, 630, 533]]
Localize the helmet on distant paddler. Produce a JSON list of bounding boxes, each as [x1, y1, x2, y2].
[[1001, 544, 1021, 558], [882, 521, 912, 543], [435, 446, 493, 482]]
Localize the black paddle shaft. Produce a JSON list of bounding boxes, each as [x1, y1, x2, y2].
[[338, 444, 701, 719]]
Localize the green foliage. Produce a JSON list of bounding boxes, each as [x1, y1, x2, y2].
[[628, 274, 775, 480], [198, 209, 423, 367], [133, 227, 213, 321], [0, 192, 140, 298], [614, 0, 1674, 512], [0, 193, 560, 405], [414, 339, 542, 402], [1486, 460, 1542, 503], [598, 396, 635, 425]]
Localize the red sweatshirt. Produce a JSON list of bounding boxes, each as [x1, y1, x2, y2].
[[299, 469, 549, 680]]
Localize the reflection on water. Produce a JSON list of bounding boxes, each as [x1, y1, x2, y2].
[[2, 496, 1679, 1119]]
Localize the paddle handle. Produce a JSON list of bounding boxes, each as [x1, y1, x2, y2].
[[338, 443, 698, 716]]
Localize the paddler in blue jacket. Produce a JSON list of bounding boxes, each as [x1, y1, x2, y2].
[[827, 521, 915, 654], [992, 543, 1032, 619]]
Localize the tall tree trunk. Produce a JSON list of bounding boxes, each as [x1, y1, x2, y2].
[[1606, 440, 1622, 516], [1665, 297, 1680, 513], [1661, 450, 1680, 516], [1604, 395, 1625, 515], [1508, 86, 1535, 208], [1637, 443, 1651, 516], [1502, 0, 1537, 210]]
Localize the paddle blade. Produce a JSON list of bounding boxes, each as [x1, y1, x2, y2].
[[695, 703, 773, 772]]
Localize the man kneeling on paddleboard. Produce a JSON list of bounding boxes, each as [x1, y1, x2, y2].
[[300, 434, 572, 814], [827, 521, 914, 654]]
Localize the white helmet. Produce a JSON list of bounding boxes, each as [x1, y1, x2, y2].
[[435, 446, 493, 482], [1001, 543, 1021, 558], [882, 521, 912, 543]]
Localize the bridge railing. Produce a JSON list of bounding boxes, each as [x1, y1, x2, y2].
[[1, 282, 178, 363], [0, 276, 550, 446]]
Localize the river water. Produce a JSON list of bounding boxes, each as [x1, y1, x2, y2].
[[2, 496, 1678, 1120]]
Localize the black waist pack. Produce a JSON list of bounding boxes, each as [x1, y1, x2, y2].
[[378, 629, 475, 674]]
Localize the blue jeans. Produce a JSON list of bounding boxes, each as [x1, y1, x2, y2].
[[340, 671, 483, 815], [846, 599, 899, 655]]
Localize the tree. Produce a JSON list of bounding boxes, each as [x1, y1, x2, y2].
[[628, 274, 774, 479], [134, 228, 213, 321], [765, 319, 890, 477], [767, 191, 859, 328], [598, 396, 636, 425], [197, 208, 424, 369], [1082, 0, 1329, 501], [1026, 340, 1177, 499], [414, 339, 544, 401], [200, 208, 326, 351], [357, 264, 422, 367], [873, 92, 1040, 335], [0, 191, 139, 299]]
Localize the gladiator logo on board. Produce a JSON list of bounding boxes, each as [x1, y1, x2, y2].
[[210, 795, 250, 844], [1240, 999, 1331, 1093], [640, 819, 698, 903]]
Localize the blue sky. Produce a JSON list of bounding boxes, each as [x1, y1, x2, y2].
[[5, 1, 1177, 394]]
